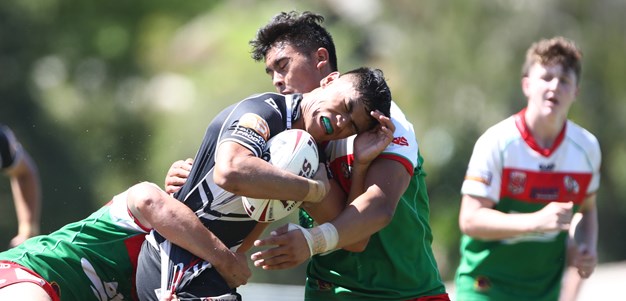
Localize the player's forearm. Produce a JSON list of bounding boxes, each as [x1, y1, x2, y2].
[[128, 183, 237, 269], [334, 159, 408, 249], [11, 154, 41, 236], [460, 207, 544, 240], [575, 207, 598, 252], [332, 186, 395, 248], [215, 155, 315, 202]]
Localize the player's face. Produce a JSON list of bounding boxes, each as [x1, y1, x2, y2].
[[302, 74, 373, 143], [264, 43, 327, 94], [523, 63, 578, 121]]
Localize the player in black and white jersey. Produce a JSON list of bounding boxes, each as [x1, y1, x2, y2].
[[136, 67, 394, 301]]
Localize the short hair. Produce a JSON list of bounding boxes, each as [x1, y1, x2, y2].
[[521, 36, 582, 84], [250, 11, 338, 72], [342, 67, 392, 129]]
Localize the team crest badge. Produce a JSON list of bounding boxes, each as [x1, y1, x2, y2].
[[507, 171, 527, 194], [563, 176, 580, 194]]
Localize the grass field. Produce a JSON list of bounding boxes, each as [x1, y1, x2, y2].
[[238, 261, 626, 300]]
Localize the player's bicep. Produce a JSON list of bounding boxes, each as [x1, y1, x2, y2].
[[459, 194, 496, 229], [363, 158, 410, 211]]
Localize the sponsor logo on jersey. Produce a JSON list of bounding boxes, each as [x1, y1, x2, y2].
[[464, 169, 492, 186], [539, 163, 555, 171], [237, 113, 270, 141], [233, 124, 268, 150], [392, 136, 409, 146], [530, 187, 559, 201], [507, 171, 527, 194]]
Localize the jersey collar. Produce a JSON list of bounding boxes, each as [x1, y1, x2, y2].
[[514, 108, 566, 157], [285, 94, 303, 130]]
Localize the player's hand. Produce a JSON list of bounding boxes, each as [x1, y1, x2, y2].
[[533, 201, 573, 232], [250, 224, 310, 270], [353, 110, 395, 166], [572, 243, 597, 278], [164, 158, 193, 195], [214, 251, 251, 288], [311, 163, 331, 197], [9, 233, 30, 248]]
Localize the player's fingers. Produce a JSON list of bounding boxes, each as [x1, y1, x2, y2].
[[250, 242, 291, 261], [256, 254, 298, 270], [371, 110, 394, 130], [252, 232, 289, 248], [261, 260, 299, 270]]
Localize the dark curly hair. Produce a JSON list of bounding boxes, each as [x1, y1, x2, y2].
[[250, 11, 338, 72], [343, 67, 392, 129]]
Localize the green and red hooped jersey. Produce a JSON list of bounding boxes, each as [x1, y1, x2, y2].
[[305, 101, 448, 301], [0, 190, 150, 301], [456, 109, 601, 301]]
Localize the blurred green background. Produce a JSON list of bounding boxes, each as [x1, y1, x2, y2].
[[1, 0, 625, 284]]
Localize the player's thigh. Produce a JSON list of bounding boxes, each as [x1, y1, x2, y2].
[[0, 282, 53, 301]]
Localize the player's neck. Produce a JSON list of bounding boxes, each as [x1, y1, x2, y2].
[[524, 113, 565, 149]]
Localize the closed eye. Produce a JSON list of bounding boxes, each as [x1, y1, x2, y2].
[[345, 100, 359, 134]]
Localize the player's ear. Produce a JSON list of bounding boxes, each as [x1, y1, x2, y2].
[[521, 77, 531, 97], [320, 72, 340, 87], [315, 48, 329, 70]]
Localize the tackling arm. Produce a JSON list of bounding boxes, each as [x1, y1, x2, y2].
[[126, 182, 251, 288]]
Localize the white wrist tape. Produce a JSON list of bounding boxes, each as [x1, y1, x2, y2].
[[287, 222, 339, 256], [302, 179, 327, 203]]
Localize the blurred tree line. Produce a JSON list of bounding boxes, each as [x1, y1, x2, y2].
[[1, 0, 625, 284]]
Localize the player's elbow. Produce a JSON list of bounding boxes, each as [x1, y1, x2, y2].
[[213, 161, 246, 194], [343, 238, 370, 252], [127, 182, 164, 226], [459, 213, 475, 236], [459, 215, 488, 239]]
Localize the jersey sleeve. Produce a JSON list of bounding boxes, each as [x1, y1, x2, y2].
[[0, 125, 22, 170], [378, 102, 418, 175], [584, 130, 602, 194], [461, 128, 503, 202], [217, 95, 285, 158]]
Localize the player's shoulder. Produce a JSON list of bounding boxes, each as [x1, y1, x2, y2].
[[387, 101, 416, 138], [565, 119, 601, 159], [476, 116, 518, 145], [241, 92, 285, 104], [565, 120, 599, 146], [236, 92, 286, 115]]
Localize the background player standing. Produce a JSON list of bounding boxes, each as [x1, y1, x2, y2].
[[455, 36, 599, 301]]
